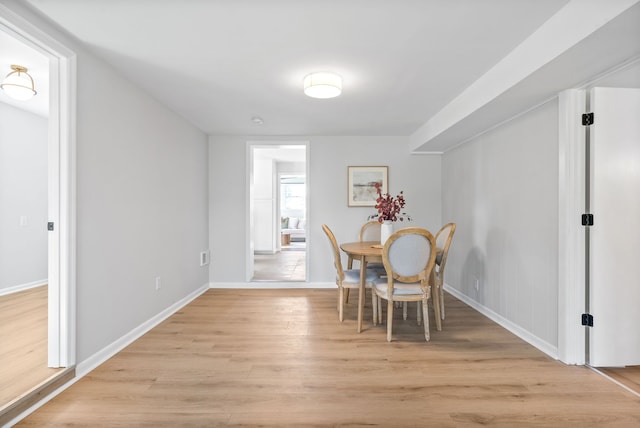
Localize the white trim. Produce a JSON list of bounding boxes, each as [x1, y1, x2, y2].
[[246, 141, 310, 283], [0, 280, 48, 296], [444, 284, 559, 360], [0, 2, 77, 370], [47, 55, 62, 368], [557, 89, 587, 365], [75, 283, 210, 377], [577, 55, 640, 90], [304, 143, 311, 285], [409, 151, 444, 156], [57, 52, 77, 369], [254, 250, 278, 255], [211, 281, 335, 289], [7, 283, 211, 427], [246, 143, 254, 282]]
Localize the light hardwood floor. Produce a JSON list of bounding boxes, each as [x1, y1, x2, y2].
[[600, 366, 640, 394], [0, 286, 64, 410], [16, 289, 640, 427]]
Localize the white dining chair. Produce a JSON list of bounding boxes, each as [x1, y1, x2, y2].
[[433, 222, 456, 320], [373, 227, 437, 342], [322, 224, 379, 323]]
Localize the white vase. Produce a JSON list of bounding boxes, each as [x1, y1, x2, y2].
[[380, 221, 394, 245]]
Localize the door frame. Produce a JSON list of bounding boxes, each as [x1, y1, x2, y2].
[[0, 4, 77, 368], [246, 141, 309, 282], [558, 89, 587, 365]]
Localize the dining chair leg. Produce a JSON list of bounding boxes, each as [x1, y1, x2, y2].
[[439, 284, 445, 320], [344, 288, 350, 304], [377, 296, 383, 324], [372, 293, 378, 326], [339, 287, 344, 322], [386, 299, 394, 342], [432, 285, 442, 331], [416, 302, 422, 326], [422, 297, 431, 342]]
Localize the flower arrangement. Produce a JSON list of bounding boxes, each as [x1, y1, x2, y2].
[[368, 182, 412, 223]]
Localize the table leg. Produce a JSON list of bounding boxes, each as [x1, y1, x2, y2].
[[358, 256, 367, 333]]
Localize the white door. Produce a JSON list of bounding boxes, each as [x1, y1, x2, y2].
[[589, 87, 640, 367]]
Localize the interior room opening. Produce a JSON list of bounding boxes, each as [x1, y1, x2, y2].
[[249, 144, 307, 282]]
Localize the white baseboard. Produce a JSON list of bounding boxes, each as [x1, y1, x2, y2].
[[76, 282, 210, 377], [9, 282, 211, 426], [444, 284, 559, 360], [210, 281, 335, 289], [0, 279, 47, 296]]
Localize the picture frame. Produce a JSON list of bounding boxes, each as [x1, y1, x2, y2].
[[347, 166, 388, 207]]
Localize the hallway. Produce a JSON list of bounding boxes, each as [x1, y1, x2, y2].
[[253, 243, 306, 282]]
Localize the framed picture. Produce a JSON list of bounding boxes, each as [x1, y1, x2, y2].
[[347, 166, 388, 207]]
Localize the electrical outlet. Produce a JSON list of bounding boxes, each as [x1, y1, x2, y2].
[[200, 250, 210, 266], [155, 276, 162, 291]]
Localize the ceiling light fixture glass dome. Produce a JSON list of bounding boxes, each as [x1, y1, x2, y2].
[[1, 65, 37, 101], [303, 72, 342, 99]]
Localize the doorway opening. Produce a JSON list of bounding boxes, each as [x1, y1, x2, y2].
[[0, 4, 76, 421], [248, 143, 307, 282]]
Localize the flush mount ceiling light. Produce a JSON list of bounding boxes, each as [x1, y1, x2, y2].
[[303, 72, 342, 99], [1, 65, 37, 101]]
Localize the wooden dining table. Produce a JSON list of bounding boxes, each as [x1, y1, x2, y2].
[[340, 240, 444, 333], [339, 241, 383, 333]]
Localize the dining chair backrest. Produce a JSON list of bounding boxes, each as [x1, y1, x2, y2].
[[321, 224, 345, 281], [435, 222, 456, 270], [359, 220, 381, 242], [382, 227, 436, 286]]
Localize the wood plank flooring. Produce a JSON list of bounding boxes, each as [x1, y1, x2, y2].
[[16, 289, 640, 427], [600, 366, 640, 394], [0, 286, 64, 409]]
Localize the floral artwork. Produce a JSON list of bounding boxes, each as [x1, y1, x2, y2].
[[347, 166, 388, 207]]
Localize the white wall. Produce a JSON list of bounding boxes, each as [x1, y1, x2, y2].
[[442, 100, 560, 348], [253, 157, 275, 253], [74, 53, 209, 362], [2, 2, 210, 364], [0, 102, 48, 292], [210, 136, 441, 284], [441, 59, 640, 354], [278, 161, 305, 175]]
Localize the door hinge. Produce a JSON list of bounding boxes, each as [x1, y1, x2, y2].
[[582, 313, 594, 327], [47, 222, 54, 231], [582, 112, 594, 126], [581, 213, 594, 226]]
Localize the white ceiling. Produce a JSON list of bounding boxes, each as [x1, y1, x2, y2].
[[254, 145, 306, 163], [5, 0, 639, 152], [0, 27, 49, 117], [20, 0, 570, 133]]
